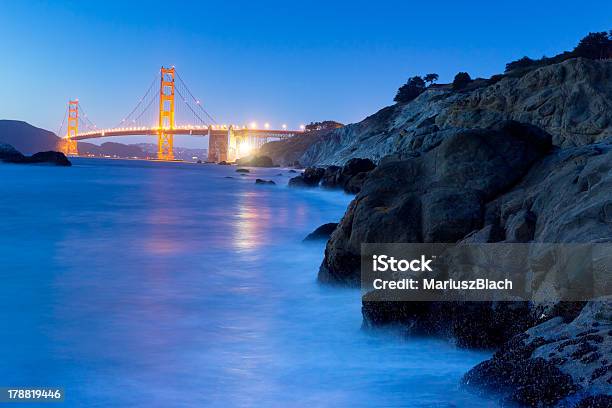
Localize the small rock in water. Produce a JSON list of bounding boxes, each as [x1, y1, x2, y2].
[[255, 179, 276, 185], [236, 168, 250, 173], [303, 223, 338, 241]]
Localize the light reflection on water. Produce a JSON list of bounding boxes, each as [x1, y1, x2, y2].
[[0, 158, 495, 407]]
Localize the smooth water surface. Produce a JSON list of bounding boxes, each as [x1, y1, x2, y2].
[[0, 158, 494, 407]]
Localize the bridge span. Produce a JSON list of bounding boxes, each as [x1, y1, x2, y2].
[[58, 66, 303, 162]]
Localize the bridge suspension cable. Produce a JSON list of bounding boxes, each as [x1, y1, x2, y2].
[[115, 75, 159, 128], [56, 104, 68, 137], [77, 103, 99, 132], [175, 71, 217, 125]]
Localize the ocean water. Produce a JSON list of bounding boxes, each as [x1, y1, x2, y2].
[[0, 158, 495, 407]]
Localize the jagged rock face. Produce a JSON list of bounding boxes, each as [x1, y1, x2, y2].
[[299, 58, 612, 166], [318, 121, 552, 285], [443, 58, 612, 147]]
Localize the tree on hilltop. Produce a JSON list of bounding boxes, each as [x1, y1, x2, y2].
[[394, 76, 427, 103], [424, 73, 439, 86], [452, 72, 472, 90], [573, 31, 612, 59]]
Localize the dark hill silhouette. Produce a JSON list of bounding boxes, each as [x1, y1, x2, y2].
[[0, 120, 147, 158], [0, 120, 60, 154]]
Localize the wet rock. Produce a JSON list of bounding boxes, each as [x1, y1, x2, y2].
[[288, 167, 325, 187], [576, 394, 612, 408], [236, 168, 250, 173], [320, 158, 376, 194], [255, 179, 275, 185], [463, 300, 612, 406], [303, 223, 338, 242], [362, 299, 538, 349], [218, 161, 231, 165]]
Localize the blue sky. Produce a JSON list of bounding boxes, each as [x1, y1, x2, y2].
[[0, 0, 610, 147]]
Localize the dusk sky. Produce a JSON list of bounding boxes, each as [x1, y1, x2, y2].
[[0, 0, 610, 147]]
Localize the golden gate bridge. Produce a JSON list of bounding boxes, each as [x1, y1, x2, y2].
[[57, 66, 303, 162]]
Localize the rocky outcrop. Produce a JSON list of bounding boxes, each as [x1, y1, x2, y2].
[[288, 167, 325, 188], [290, 59, 612, 166], [320, 125, 612, 404], [320, 158, 376, 194], [463, 300, 612, 406], [303, 223, 338, 242], [318, 121, 553, 285], [0, 144, 71, 166], [443, 58, 612, 148]]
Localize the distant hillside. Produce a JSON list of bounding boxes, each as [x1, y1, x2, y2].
[[136, 143, 208, 161], [78, 142, 147, 158], [257, 130, 329, 166], [0, 120, 60, 154]]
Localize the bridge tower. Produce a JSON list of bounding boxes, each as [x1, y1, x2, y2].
[[158, 67, 175, 160], [64, 100, 79, 156]]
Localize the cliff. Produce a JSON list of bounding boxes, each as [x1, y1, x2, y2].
[[306, 57, 612, 406], [283, 58, 612, 166]]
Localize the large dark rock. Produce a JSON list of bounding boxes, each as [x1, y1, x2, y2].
[[288, 167, 325, 187], [303, 223, 338, 242], [319, 121, 552, 285], [362, 299, 538, 349], [320, 158, 376, 194], [0, 145, 71, 166]]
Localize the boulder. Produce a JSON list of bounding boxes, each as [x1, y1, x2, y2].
[[303, 223, 338, 242], [319, 121, 552, 285], [320, 158, 376, 194], [0, 145, 71, 166], [255, 179, 275, 185], [288, 167, 325, 188]]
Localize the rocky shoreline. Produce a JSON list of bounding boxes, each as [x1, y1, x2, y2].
[[286, 57, 611, 406], [0, 144, 71, 166]]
